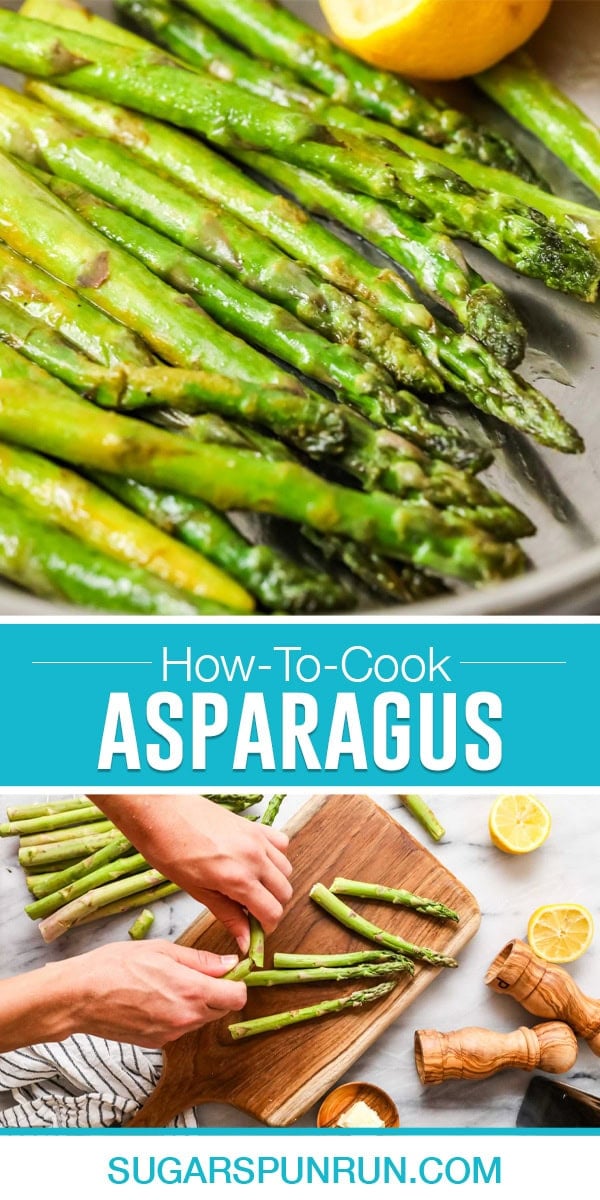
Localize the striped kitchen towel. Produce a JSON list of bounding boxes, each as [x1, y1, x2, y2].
[[0, 1036, 200, 1127]]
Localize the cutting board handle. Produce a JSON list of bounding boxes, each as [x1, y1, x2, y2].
[[126, 1055, 210, 1127]]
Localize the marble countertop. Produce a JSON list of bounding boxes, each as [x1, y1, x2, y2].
[[1, 789, 599, 1128]]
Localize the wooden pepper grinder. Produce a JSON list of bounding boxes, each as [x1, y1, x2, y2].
[[486, 939, 600, 1055], [414, 1021, 577, 1085]]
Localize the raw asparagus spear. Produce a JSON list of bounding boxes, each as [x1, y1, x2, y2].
[[229, 981, 396, 1040], [0, 438, 254, 613], [76, 882, 181, 925], [39, 867, 168, 942], [0, 805, 102, 836], [26, 834, 133, 900], [0, 240, 153, 369], [19, 831, 121, 867], [6, 798, 92, 821], [310, 883, 458, 967], [147, 0, 541, 181], [261, 793, 286, 826], [245, 960, 413, 985], [26, 852, 149, 920], [330, 878, 459, 921], [398, 793, 446, 842], [236, 154, 585, 454], [476, 51, 600, 200], [226, 958, 254, 982], [248, 792, 286, 967], [19, 821, 115, 847], [28, 87, 583, 457], [129, 909, 155, 940], [114, 1, 598, 310], [92, 476, 350, 615], [272, 951, 399, 969], [0, 358, 526, 584]]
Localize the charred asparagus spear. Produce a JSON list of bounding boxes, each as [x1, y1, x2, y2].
[[310, 883, 458, 967], [27, 85, 583, 455], [330, 878, 459, 921], [0, 354, 525, 583], [229, 981, 397, 1039], [114, 0, 599, 306], [476, 51, 600, 200], [131, 0, 542, 181]]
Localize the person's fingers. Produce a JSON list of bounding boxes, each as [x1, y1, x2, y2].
[[162, 944, 241, 975], [244, 880, 284, 933], [265, 842, 293, 879], [195, 891, 251, 955], [259, 857, 294, 908], [262, 827, 289, 852], [201, 976, 247, 1014]]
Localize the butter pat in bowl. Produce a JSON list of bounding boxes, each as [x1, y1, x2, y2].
[[317, 1082, 399, 1128]]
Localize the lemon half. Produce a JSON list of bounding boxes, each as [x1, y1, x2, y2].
[[528, 903, 594, 964], [488, 792, 551, 855], [319, 0, 552, 80]]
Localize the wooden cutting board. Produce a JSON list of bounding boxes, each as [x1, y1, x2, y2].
[[128, 793, 480, 1127]]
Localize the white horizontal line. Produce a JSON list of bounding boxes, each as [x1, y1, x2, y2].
[[459, 661, 566, 665], [31, 660, 154, 665]]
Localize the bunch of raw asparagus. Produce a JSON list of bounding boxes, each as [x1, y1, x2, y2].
[[229, 878, 461, 1039], [0, 0, 597, 613], [0, 792, 276, 940]]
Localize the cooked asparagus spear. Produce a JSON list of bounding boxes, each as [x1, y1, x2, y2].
[[114, 0, 599, 307], [398, 793, 446, 842], [0, 437, 255, 613], [229, 981, 396, 1040], [0, 360, 526, 584], [245, 960, 413, 985], [476, 51, 600, 200], [0, 805, 102, 836], [26, 834, 133, 900], [39, 867, 168, 942], [92, 476, 350, 615], [330, 878, 459, 921], [301, 529, 447, 605], [25, 852, 150, 920], [272, 951, 400, 969], [310, 883, 458, 967], [128, 909, 155, 940], [151, 0, 541, 181], [27, 85, 583, 456]]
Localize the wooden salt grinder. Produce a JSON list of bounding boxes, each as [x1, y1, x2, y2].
[[414, 1021, 577, 1085], [486, 938, 600, 1055]]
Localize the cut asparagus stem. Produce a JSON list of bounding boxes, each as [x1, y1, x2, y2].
[[19, 831, 125, 867], [19, 820, 116, 847], [132, 0, 541, 181], [261, 793, 285, 827], [0, 360, 526, 585], [128, 908, 155, 940], [0, 438, 254, 614], [25, 87, 582, 457], [310, 883, 458, 967], [476, 51, 600, 200], [330, 878, 459, 922], [39, 867, 168, 942], [26, 834, 133, 899], [272, 950, 400, 969], [229, 981, 396, 1040], [246, 960, 414, 986], [0, 805, 102, 837], [76, 882, 181, 924], [6, 797, 91, 821], [25, 852, 150, 920], [398, 794, 446, 843], [112, 1, 599, 311], [226, 957, 254, 982]]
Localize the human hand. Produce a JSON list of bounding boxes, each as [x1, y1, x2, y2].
[[59, 940, 247, 1048], [94, 795, 293, 952]]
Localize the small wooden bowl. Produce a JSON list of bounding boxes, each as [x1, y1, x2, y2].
[[317, 1082, 400, 1128]]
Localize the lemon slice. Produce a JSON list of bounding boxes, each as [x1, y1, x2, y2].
[[319, 0, 552, 80], [488, 793, 551, 855], [528, 903, 594, 964]]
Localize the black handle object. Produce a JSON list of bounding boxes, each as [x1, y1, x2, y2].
[[517, 1076, 600, 1128]]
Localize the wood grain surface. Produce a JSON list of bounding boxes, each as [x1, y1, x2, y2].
[[128, 793, 481, 1127]]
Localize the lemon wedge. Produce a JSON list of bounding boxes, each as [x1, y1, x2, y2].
[[528, 903, 594, 964], [488, 792, 551, 855], [319, 0, 552, 80]]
